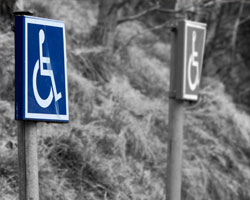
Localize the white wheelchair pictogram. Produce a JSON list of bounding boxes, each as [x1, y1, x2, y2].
[[33, 29, 62, 108], [187, 31, 200, 91]]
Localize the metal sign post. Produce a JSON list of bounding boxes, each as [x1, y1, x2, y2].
[[166, 28, 184, 200], [14, 11, 40, 200], [14, 13, 68, 200], [17, 121, 39, 200], [166, 20, 206, 200]]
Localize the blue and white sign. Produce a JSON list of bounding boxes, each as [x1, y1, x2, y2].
[[15, 16, 69, 122], [176, 20, 206, 101]]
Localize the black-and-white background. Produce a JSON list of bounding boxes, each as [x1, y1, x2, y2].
[[1, 0, 250, 199]]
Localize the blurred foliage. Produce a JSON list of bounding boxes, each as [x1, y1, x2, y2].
[[0, 0, 16, 23], [1, 0, 250, 200]]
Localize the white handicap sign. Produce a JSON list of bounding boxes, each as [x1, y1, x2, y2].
[[187, 31, 200, 91], [15, 16, 69, 122], [175, 20, 206, 101], [33, 29, 62, 108]]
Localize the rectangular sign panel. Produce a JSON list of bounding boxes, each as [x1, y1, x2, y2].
[[15, 16, 69, 122], [176, 20, 206, 101]]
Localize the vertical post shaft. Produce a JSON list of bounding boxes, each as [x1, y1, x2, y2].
[[166, 30, 184, 200], [17, 121, 39, 200], [14, 1, 39, 198]]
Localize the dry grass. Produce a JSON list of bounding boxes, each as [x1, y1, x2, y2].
[[183, 78, 250, 199]]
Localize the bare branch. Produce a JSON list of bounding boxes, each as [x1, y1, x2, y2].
[[117, 0, 249, 25], [115, 21, 172, 53], [240, 16, 250, 25], [117, 1, 215, 25], [231, 0, 245, 51], [220, 0, 250, 4], [117, 4, 160, 24]]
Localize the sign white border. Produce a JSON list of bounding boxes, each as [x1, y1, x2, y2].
[[182, 20, 206, 101], [24, 16, 69, 121]]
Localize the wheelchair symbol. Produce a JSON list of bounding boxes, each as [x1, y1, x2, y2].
[[33, 29, 62, 108], [187, 31, 200, 91]]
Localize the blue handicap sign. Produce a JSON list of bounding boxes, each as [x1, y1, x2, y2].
[[15, 16, 69, 122]]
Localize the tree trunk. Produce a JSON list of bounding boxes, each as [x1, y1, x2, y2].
[[91, 0, 118, 51], [127, 0, 141, 15], [231, 0, 245, 54], [0, 0, 16, 21], [160, 0, 179, 10], [203, 1, 223, 75]]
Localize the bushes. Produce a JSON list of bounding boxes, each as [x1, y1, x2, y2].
[[0, 0, 16, 26], [0, 32, 14, 102], [183, 77, 250, 200], [34, 73, 169, 199], [0, 101, 17, 200]]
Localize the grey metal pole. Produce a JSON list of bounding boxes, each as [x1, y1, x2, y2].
[[14, 2, 39, 198], [166, 29, 184, 200], [17, 121, 39, 200]]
